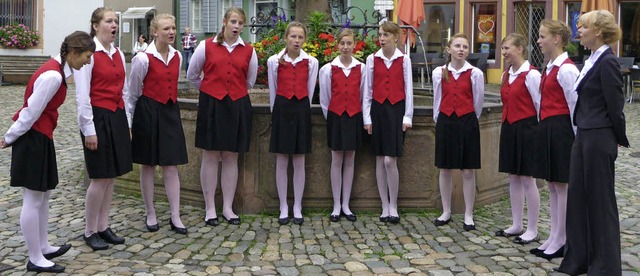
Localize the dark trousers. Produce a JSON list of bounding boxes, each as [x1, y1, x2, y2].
[[183, 48, 194, 72], [559, 127, 621, 276]]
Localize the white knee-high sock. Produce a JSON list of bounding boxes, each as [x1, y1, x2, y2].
[[200, 150, 220, 220], [437, 169, 453, 221], [384, 156, 399, 217], [461, 169, 476, 225], [162, 165, 183, 228], [275, 154, 289, 219], [538, 182, 557, 250], [22, 188, 53, 267], [375, 156, 389, 217], [330, 151, 344, 216], [292, 154, 306, 218], [85, 179, 108, 236], [220, 151, 239, 219], [506, 174, 524, 233], [544, 182, 567, 254], [140, 165, 157, 225], [97, 179, 115, 232], [520, 175, 540, 240], [341, 151, 356, 215]]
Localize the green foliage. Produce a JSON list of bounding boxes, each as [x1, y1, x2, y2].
[[0, 23, 40, 49]]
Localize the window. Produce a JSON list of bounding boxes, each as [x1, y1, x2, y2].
[[620, 1, 640, 61], [514, 2, 545, 68], [192, 0, 202, 32], [565, 1, 585, 61], [255, 0, 278, 20], [418, 4, 455, 56], [329, 0, 350, 23], [0, 0, 36, 29], [221, 0, 233, 20], [471, 3, 497, 60]]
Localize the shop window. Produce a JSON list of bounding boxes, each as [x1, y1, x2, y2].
[[620, 2, 640, 61], [565, 1, 586, 62], [471, 3, 497, 61], [0, 0, 36, 29], [418, 4, 455, 57]]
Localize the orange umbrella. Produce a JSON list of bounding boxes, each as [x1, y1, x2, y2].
[[580, 0, 613, 14], [397, 0, 425, 47]]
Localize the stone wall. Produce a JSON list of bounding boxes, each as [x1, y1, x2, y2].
[[115, 99, 509, 214]]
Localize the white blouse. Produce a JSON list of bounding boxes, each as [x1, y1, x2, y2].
[[318, 57, 366, 119], [266, 49, 319, 111], [431, 61, 484, 122]]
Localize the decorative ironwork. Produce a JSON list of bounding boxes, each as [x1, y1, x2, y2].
[[248, 6, 288, 39]]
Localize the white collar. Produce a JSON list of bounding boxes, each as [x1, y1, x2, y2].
[[374, 48, 404, 62], [53, 55, 72, 78], [144, 41, 177, 63], [509, 60, 531, 75], [276, 48, 310, 62], [587, 44, 610, 64], [214, 36, 246, 48], [330, 56, 360, 69], [547, 52, 570, 69], [446, 61, 474, 73], [93, 36, 117, 56]]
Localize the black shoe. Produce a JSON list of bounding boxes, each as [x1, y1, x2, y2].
[[513, 235, 539, 245], [43, 244, 71, 259], [292, 217, 304, 225], [222, 215, 241, 225], [329, 214, 340, 222], [205, 217, 219, 226], [433, 218, 451, 226], [379, 216, 389, 222], [463, 223, 476, 231], [343, 213, 357, 222], [278, 217, 290, 225], [389, 216, 400, 224], [83, 233, 109, 251], [146, 222, 159, 232], [98, 227, 125, 244], [26, 261, 65, 273], [170, 219, 187, 235], [537, 245, 564, 260], [529, 248, 543, 255], [495, 229, 523, 237]]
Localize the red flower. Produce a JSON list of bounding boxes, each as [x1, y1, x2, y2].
[[323, 48, 333, 56], [273, 35, 279, 41]]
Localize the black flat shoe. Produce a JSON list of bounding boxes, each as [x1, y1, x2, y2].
[[343, 213, 357, 222], [26, 261, 65, 273], [529, 248, 543, 255], [495, 229, 523, 237], [513, 235, 539, 245], [146, 218, 159, 232], [43, 244, 71, 259], [389, 216, 400, 224], [463, 223, 476, 231], [537, 245, 564, 260], [222, 215, 241, 225], [98, 227, 125, 244], [433, 218, 451, 226], [205, 217, 219, 226], [292, 217, 304, 225], [379, 216, 389, 222], [329, 214, 340, 222], [83, 233, 108, 251], [278, 217, 290, 225], [170, 219, 187, 235]]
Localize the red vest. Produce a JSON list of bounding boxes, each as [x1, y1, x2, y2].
[[439, 69, 475, 117], [372, 56, 405, 104], [90, 49, 125, 111], [276, 59, 309, 100], [540, 59, 574, 120], [500, 66, 537, 123], [329, 65, 362, 117], [200, 39, 254, 100], [143, 53, 180, 104], [13, 59, 67, 139]]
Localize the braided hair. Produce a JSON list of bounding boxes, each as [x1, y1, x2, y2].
[[217, 7, 247, 44], [442, 33, 469, 82], [59, 31, 96, 72], [279, 21, 307, 65]]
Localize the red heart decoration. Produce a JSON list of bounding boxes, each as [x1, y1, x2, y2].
[[478, 20, 494, 34]]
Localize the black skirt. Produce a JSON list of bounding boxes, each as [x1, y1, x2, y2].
[[327, 111, 363, 151], [371, 99, 405, 157], [10, 129, 58, 191], [499, 116, 538, 176], [82, 106, 133, 179], [534, 114, 574, 182], [132, 96, 188, 166], [269, 95, 312, 154], [195, 93, 252, 152], [435, 112, 481, 169]]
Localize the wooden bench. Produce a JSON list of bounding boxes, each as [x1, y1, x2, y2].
[[0, 55, 51, 84]]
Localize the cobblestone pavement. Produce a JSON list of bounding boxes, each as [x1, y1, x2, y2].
[[1, 84, 639, 275]]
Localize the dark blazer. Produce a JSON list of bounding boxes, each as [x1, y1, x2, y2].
[[573, 47, 630, 147]]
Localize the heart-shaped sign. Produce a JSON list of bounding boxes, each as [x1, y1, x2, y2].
[[478, 20, 494, 34]]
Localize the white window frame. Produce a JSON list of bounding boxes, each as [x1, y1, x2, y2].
[[192, 0, 203, 32]]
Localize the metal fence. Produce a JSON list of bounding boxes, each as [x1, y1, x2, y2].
[[0, 0, 36, 29], [514, 2, 545, 69]]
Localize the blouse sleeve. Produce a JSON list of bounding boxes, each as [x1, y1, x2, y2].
[[307, 57, 319, 106], [525, 69, 542, 117], [187, 40, 206, 89], [402, 55, 413, 126], [431, 66, 443, 122], [74, 56, 96, 136], [267, 55, 279, 112], [471, 68, 485, 119], [127, 53, 149, 121], [318, 63, 332, 119], [362, 55, 375, 125]]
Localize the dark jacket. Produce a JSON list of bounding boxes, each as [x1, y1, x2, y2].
[[574, 47, 630, 147]]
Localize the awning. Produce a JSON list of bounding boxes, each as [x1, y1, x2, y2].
[[121, 7, 155, 19]]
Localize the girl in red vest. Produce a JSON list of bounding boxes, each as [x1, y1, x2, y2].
[[530, 19, 579, 260], [319, 29, 365, 222], [129, 14, 188, 234], [0, 31, 95, 273], [75, 7, 133, 251], [267, 22, 319, 225], [495, 33, 541, 245], [432, 33, 484, 231], [362, 21, 413, 224], [187, 7, 257, 226]]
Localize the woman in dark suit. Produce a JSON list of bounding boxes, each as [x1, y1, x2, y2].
[[558, 10, 629, 276]]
